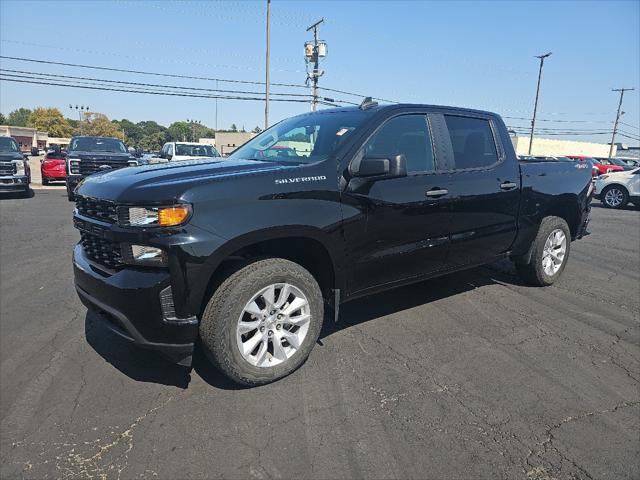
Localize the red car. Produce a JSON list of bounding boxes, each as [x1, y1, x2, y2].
[[567, 155, 624, 177], [41, 151, 67, 185]]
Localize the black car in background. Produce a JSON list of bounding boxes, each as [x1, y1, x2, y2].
[[65, 136, 138, 201], [0, 136, 31, 196]]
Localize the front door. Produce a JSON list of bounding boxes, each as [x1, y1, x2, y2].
[[342, 113, 452, 295]]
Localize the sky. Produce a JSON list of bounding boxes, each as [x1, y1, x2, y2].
[[0, 0, 639, 145]]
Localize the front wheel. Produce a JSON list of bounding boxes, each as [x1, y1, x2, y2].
[[515, 216, 571, 287], [601, 185, 628, 209], [199, 258, 324, 386]]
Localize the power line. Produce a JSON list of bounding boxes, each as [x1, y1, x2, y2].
[[0, 76, 312, 102], [0, 55, 308, 88], [0, 68, 312, 97]]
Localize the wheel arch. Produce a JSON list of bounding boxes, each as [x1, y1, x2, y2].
[[198, 227, 341, 317]]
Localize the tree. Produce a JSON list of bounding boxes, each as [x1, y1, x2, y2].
[[113, 119, 143, 145], [230, 123, 238, 132], [7, 108, 32, 127], [139, 131, 167, 152], [27, 108, 73, 137], [137, 120, 166, 137], [167, 122, 191, 142], [82, 112, 122, 138], [0, 113, 6, 125], [252, 126, 262, 134]]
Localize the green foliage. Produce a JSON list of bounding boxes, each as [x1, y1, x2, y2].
[[252, 126, 263, 134], [7, 108, 32, 127], [167, 122, 192, 142], [138, 131, 167, 151], [82, 112, 122, 138], [230, 123, 238, 132], [27, 108, 73, 137], [0, 113, 6, 125]]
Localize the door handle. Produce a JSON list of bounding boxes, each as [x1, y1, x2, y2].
[[500, 181, 517, 191], [425, 188, 449, 198]]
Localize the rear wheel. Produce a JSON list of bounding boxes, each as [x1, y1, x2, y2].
[[199, 258, 324, 386], [601, 185, 628, 209], [515, 216, 571, 287]]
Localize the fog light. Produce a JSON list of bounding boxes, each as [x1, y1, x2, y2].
[[122, 244, 167, 266]]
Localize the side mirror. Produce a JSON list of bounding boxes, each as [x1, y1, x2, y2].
[[166, 154, 173, 161], [352, 154, 407, 179], [31, 147, 39, 156]]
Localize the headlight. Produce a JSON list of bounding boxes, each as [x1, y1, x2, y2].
[[14, 161, 25, 175], [121, 244, 167, 267], [69, 159, 80, 174], [118, 205, 191, 227]]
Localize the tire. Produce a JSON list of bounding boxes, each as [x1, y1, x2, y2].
[[601, 185, 628, 209], [67, 191, 75, 201], [199, 258, 324, 386], [42, 177, 49, 186], [515, 216, 571, 287]]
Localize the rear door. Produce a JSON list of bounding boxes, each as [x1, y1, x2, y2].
[[440, 113, 520, 267], [342, 112, 452, 294]]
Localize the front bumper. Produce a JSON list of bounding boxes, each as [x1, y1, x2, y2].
[[73, 244, 198, 365], [0, 175, 29, 192]]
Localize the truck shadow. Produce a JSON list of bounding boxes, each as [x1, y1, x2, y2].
[[84, 311, 192, 389], [85, 258, 525, 391]]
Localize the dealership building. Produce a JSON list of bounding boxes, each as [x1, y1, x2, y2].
[[0, 125, 49, 152]]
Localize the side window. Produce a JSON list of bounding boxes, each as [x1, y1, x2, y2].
[[167, 144, 174, 156], [363, 115, 434, 173], [444, 115, 498, 169]]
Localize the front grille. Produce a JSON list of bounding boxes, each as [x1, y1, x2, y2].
[[80, 232, 123, 270], [78, 160, 129, 175], [76, 196, 118, 223], [0, 163, 16, 176]]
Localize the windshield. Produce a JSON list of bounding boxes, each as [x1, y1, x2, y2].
[[609, 158, 630, 168], [175, 144, 219, 157], [0, 137, 20, 152], [229, 110, 370, 164], [69, 137, 127, 153]]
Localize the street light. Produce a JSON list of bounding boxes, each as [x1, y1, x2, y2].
[[69, 105, 89, 135], [186, 119, 201, 142], [528, 52, 552, 155]]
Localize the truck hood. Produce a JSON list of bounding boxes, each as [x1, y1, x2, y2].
[[76, 157, 290, 203], [68, 151, 133, 161], [0, 152, 26, 162]]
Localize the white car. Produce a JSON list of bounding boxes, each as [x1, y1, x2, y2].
[[594, 167, 640, 209], [155, 142, 221, 162]]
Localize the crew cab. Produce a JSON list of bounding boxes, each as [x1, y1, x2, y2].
[[0, 136, 31, 196], [66, 136, 138, 200], [594, 167, 640, 209], [155, 142, 220, 162], [72, 102, 592, 386]]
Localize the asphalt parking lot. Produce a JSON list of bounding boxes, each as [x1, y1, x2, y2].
[[1, 190, 638, 480]]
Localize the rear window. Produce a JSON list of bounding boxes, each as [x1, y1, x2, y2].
[[444, 116, 498, 169]]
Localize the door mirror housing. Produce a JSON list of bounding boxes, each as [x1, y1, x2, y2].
[[352, 154, 407, 179]]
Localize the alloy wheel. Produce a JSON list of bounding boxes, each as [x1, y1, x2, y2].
[[604, 188, 624, 207], [236, 283, 311, 367], [542, 228, 567, 276]]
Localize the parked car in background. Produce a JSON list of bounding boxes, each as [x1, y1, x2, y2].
[[0, 136, 31, 196], [519, 155, 573, 162], [41, 150, 67, 185], [65, 136, 138, 201], [594, 167, 640, 209], [155, 142, 221, 162], [594, 157, 634, 171], [72, 102, 592, 385], [619, 158, 640, 168]]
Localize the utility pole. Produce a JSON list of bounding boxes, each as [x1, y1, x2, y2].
[[608, 88, 634, 159], [528, 52, 552, 155], [305, 18, 325, 112], [264, 0, 271, 129]]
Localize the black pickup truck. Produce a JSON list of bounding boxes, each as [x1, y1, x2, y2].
[[0, 136, 30, 196], [66, 136, 138, 200], [72, 102, 592, 386]]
